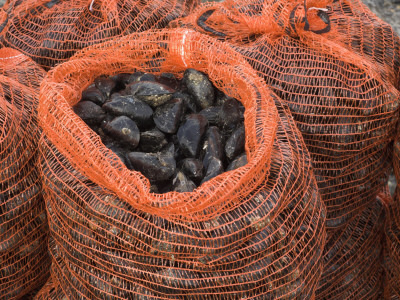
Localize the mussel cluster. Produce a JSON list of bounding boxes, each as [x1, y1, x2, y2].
[[73, 69, 247, 193]]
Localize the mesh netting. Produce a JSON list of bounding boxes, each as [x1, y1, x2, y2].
[[0, 48, 50, 299], [316, 193, 386, 299], [0, 0, 198, 70], [384, 188, 400, 299], [328, 0, 400, 89], [37, 29, 326, 299], [34, 274, 66, 300], [172, 0, 400, 230], [394, 131, 400, 181], [385, 133, 400, 299]]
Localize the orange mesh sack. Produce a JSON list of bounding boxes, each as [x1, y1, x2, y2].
[[316, 192, 386, 299], [173, 0, 400, 230], [0, 48, 50, 299], [37, 29, 326, 299], [0, 0, 198, 70]]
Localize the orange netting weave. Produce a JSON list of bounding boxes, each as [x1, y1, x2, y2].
[[0, 48, 50, 299], [0, 0, 198, 69], [37, 29, 326, 299], [384, 188, 400, 299], [173, 0, 400, 230], [34, 273, 65, 300], [316, 191, 386, 299], [394, 130, 400, 181], [385, 133, 400, 299]]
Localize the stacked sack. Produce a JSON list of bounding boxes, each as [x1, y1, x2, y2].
[[173, 0, 399, 229], [0, 48, 50, 299], [0, 0, 198, 69], [172, 0, 400, 297], [0, 0, 397, 298], [34, 29, 326, 299]]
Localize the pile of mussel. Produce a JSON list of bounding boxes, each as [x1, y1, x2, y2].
[[73, 69, 247, 193]]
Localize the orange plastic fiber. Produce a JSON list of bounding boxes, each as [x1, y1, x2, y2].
[[0, 48, 50, 299], [385, 134, 400, 299], [34, 274, 65, 300], [394, 131, 400, 182], [316, 193, 386, 299], [384, 189, 400, 299], [0, 0, 198, 69], [37, 29, 326, 299], [173, 0, 400, 230]]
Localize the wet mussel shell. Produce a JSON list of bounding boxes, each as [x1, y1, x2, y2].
[[74, 69, 247, 193]]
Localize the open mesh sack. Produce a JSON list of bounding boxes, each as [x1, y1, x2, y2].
[[36, 29, 326, 299], [0, 48, 50, 299], [0, 0, 198, 70], [173, 0, 400, 230]]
